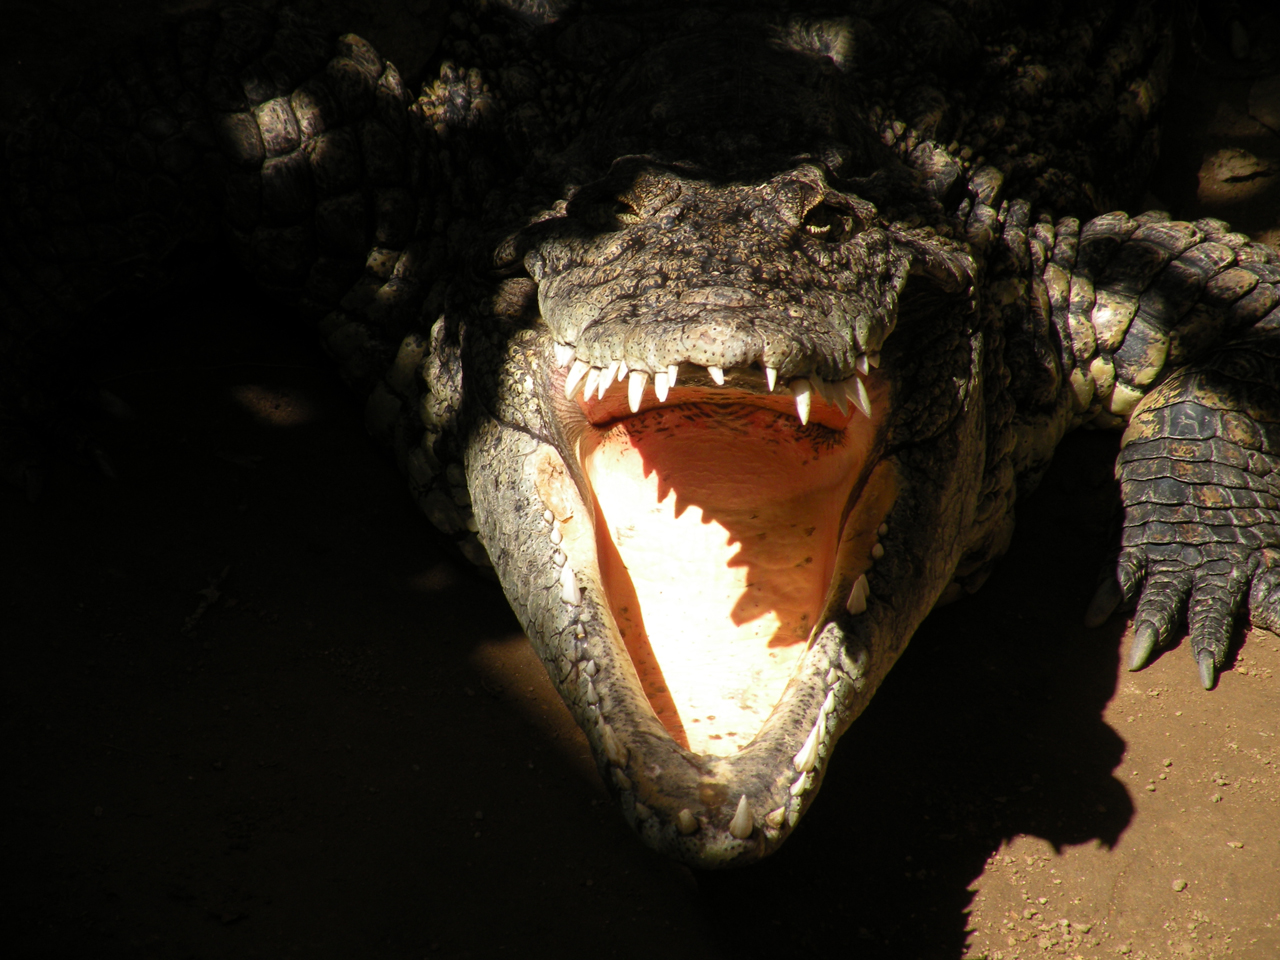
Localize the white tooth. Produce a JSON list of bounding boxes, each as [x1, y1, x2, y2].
[[793, 722, 820, 772], [707, 365, 725, 386], [820, 689, 836, 717], [560, 563, 581, 605], [584, 366, 602, 400], [554, 343, 575, 368], [586, 679, 599, 704], [676, 808, 699, 835], [549, 526, 562, 545], [667, 364, 679, 388], [856, 353, 870, 375], [728, 794, 754, 839], [790, 772, 811, 796], [564, 359, 590, 399], [844, 376, 871, 417], [654, 371, 669, 402], [831, 380, 849, 416], [765, 365, 779, 392], [871, 542, 885, 560], [791, 379, 812, 425], [612, 767, 631, 791], [868, 351, 881, 368], [617, 360, 628, 381], [601, 360, 619, 397], [600, 722, 628, 766], [765, 806, 786, 830], [628, 370, 648, 412], [635, 801, 652, 821], [846, 573, 869, 615]]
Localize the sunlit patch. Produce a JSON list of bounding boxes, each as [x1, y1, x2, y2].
[[229, 384, 317, 427], [577, 387, 882, 755]]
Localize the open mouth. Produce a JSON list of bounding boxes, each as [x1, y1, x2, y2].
[[548, 351, 894, 761]]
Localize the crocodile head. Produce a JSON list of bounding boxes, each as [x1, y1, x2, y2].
[[449, 16, 992, 866]]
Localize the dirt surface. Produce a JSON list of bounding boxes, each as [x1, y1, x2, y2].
[[3, 4, 1279, 959]]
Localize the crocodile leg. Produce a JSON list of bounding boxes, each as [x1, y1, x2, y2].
[[1094, 332, 1280, 686], [1035, 213, 1280, 685]]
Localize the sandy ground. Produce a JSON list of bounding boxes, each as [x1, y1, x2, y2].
[[3, 3, 1279, 959]]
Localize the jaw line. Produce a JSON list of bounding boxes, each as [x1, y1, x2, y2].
[[531, 367, 900, 866]]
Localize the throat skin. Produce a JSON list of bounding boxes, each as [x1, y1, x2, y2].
[[581, 400, 871, 756]]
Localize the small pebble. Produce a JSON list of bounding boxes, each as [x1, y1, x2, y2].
[[1172, 879, 1187, 891], [1227, 841, 1244, 849], [1211, 794, 1223, 803]]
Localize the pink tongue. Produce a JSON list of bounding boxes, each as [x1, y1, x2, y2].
[[581, 403, 861, 756]]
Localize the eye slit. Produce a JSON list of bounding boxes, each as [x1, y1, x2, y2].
[[613, 198, 642, 224]]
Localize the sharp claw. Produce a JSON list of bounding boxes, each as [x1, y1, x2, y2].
[[1197, 651, 1217, 690], [1085, 577, 1123, 628], [1128, 621, 1159, 671]]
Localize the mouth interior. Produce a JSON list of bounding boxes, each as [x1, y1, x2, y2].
[[578, 385, 875, 756]]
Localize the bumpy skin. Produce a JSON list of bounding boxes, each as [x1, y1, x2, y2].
[[3, 1, 1279, 866]]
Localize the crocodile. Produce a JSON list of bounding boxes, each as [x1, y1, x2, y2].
[[3, 0, 1279, 869]]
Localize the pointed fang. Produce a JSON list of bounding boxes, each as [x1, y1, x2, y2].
[[793, 722, 820, 772], [832, 381, 849, 416], [559, 563, 581, 605], [628, 370, 648, 412], [654, 371, 669, 402], [600, 722, 628, 767], [707, 365, 725, 386], [868, 351, 881, 368], [584, 366, 602, 400], [554, 343, 575, 368], [617, 360, 628, 381], [791, 379, 812, 425], [729, 795, 753, 839], [564, 359, 590, 399], [676, 809, 699, 835], [846, 573, 869, 615], [667, 364, 679, 388], [856, 353, 869, 375], [601, 360, 620, 398], [765, 365, 778, 391], [844, 376, 871, 417]]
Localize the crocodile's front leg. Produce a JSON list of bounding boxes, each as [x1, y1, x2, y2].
[[1102, 333, 1280, 686], [1040, 214, 1280, 685]]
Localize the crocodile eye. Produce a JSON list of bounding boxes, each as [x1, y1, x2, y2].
[[802, 203, 857, 242], [612, 198, 642, 225]]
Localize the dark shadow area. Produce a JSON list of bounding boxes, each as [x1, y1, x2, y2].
[[696, 429, 1134, 958]]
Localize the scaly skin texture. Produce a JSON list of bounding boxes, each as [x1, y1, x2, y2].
[[3, 1, 1279, 867]]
